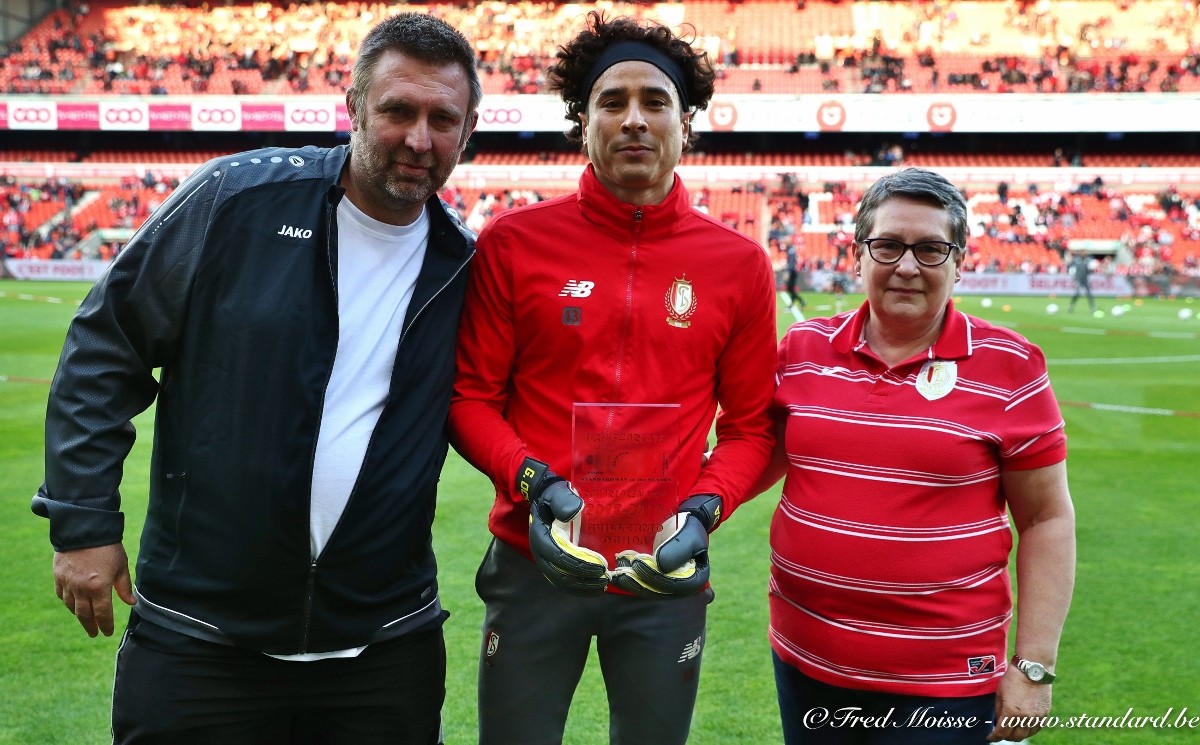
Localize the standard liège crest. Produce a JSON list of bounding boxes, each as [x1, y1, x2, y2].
[[664, 276, 698, 328], [916, 359, 957, 401]]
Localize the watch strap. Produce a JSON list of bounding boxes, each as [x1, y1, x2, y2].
[[1011, 655, 1056, 684]]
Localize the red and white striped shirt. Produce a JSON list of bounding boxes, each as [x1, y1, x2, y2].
[[770, 300, 1066, 697]]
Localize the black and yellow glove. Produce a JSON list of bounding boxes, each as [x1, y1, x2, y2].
[[610, 494, 723, 598], [517, 457, 609, 595]]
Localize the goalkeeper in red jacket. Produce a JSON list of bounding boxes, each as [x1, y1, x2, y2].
[[448, 10, 777, 745]]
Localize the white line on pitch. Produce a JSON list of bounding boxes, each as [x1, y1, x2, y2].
[[777, 292, 806, 323], [1048, 355, 1200, 365]]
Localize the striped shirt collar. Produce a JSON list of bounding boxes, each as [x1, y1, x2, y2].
[[833, 299, 972, 361]]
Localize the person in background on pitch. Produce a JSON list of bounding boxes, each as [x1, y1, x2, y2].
[[755, 167, 1076, 744], [784, 240, 807, 311], [31, 13, 479, 744], [448, 11, 777, 745], [1067, 250, 1096, 314]]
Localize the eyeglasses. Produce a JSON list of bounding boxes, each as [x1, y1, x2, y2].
[[861, 238, 958, 267]]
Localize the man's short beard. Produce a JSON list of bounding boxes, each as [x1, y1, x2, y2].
[[381, 174, 431, 208], [349, 121, 467, 212], [353, 140, 426, 209]]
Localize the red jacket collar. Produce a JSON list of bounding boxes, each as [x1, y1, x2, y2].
[[575, 164, 692, 239], [832, 299, 972, 361]]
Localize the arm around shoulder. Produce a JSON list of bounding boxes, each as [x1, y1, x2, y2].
[[447, 220, 529, 496], [696, 254, 779, 512]]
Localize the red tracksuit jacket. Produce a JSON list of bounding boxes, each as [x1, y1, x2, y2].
[[449, 165, 777, 565]]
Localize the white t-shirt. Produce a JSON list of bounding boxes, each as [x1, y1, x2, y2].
[[269, 197, 429, 663], [310, 196, 430, 558]]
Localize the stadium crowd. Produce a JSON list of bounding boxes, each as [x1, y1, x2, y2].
[[2, 172, 174, 261], [4, 0, 1200, 277], [5, 168, 1197, 279], [4, 0, 1200, 96]]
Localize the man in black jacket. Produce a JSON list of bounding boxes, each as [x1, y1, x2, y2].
[[32, 13, 479, 744]]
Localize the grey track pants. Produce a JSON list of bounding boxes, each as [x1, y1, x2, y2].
[[475, 539, 714, 745]]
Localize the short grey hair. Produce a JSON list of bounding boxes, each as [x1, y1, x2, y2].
[[854, 168, 969, 251], [348, 13, 482, 124]]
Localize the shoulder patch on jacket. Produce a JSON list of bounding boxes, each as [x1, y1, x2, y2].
[[207, 147, 326, 182]]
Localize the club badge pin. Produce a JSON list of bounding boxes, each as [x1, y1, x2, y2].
[[916, 359, 957, 401], [665, 276, 698, 328]]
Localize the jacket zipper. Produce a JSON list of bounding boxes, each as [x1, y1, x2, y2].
[[301, 559, 318, 648], [298, 228, 474, 650], [323, 250, 474, 526], [396, 249, 473, 352], [611, 208, 643, 402], [299, 199, 340, 653]]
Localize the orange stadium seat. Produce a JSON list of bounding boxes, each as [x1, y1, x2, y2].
[[4, 164, 1198, 275], [3, 1, 1200, 278], [6, 0, 1200, 96]]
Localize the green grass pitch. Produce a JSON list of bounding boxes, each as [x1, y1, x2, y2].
[[2, 280, 1198, 743]]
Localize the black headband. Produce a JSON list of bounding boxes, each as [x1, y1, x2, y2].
[[580, 40, 691, 111]]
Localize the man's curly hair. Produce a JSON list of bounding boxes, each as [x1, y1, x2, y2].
[[547, 11, 716, 153]]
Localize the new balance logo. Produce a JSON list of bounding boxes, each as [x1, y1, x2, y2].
[[277, 225, 313, 239], [677, 635, 703, 663], [559, 280, 595, 298]]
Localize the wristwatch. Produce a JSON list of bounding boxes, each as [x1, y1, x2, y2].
[[1011, 655, 1056, 684]]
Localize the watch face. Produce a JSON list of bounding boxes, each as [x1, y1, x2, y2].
[[1026, 663, 1047, 681]]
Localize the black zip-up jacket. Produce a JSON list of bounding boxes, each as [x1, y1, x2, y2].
[[32, 145, 475, 654]]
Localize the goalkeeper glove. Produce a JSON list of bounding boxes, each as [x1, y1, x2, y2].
[[610, 494, 723, 598], [517, 457, 608, 595]]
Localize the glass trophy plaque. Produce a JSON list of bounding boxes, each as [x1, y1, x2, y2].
[[571, 403, 681, 560]]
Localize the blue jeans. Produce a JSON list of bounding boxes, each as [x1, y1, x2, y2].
[[773, 651, 996, 744]]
